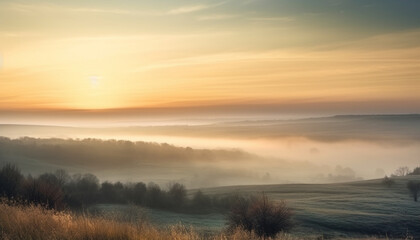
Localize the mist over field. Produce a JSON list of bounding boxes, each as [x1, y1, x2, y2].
[[1, 114, 419, 187]]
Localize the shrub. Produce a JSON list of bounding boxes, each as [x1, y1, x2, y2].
[[381, 176, 395, 187], [228, 193, 293, 238]]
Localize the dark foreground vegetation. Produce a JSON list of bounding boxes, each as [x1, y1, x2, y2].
[[1, 199, 416, 240], [0, 163, 241, 213], [0, 199, 298, 240], [0, 163, 296, 238]]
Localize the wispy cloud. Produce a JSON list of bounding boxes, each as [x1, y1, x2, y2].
[[5, 2, 225, 17], [250, 17, 295, 22], [5, 2, 146, 15], [167, 2, 226, 15], [197, 14, 237, 21], [168, 5, 211, 15]]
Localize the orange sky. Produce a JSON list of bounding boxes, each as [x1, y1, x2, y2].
[[1, 0, 420, 113]]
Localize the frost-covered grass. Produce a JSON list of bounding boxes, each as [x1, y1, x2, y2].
[[2, 176, 417, 239], [194, 176, 420, 238], [87, 176, 419, 238]]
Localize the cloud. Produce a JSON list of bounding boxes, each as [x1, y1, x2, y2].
[[197, 14, 237, 21], [250, 17, 295, 22], [5, 2, 142, 15], [167, 2, 226, 15], [5, 2, 225, 17], [4, 2, 194, 17], [167, 5, 211, 15]]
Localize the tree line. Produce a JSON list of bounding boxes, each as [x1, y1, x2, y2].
[[0, 163, 241, 212]]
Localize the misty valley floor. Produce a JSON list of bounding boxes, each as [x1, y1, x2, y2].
[[89, 176, 420, 239]]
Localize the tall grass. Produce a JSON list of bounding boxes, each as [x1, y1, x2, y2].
[[0, 201, 409, 240], [0, 200, 299, 240]]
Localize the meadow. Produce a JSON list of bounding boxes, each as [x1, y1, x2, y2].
[[195, 176, 420, 238], [1, 161, 419, 239], [83, 176, 420, 239]]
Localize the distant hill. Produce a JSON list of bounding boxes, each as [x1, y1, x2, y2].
[[1, 114, 420, 144]]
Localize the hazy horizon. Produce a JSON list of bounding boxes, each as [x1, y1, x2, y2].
[[1, 114, 419, 188]]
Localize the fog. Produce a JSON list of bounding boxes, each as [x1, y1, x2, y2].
[[1, 115, 419, 187]]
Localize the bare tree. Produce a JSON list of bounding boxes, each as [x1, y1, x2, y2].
[[54, 169, 70, 187], [394, 166, 410, 177], [0, 163, 23, 198], [407, 181, 420, 202]]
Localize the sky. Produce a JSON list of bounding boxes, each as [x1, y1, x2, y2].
[[1, 0, 420, 115]]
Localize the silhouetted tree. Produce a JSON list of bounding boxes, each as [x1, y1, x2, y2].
[[192, 190, 212, 210], [22, 173, 64, 209], [132, 182, 147, 204], [407, 181, 420, 202], [54, 169, 70, 187], [228, 193, 293, 239], [146, 182, 163, 208], [394, 166, 410, 177], [66, 173, 99, 207], [100, 182, 119, 203], [0, 163, 23, 198], [410, 167, 420, 175], [168, 183, 187, 208]]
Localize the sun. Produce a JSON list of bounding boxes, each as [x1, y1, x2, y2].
[[89, 75, 102, 89]]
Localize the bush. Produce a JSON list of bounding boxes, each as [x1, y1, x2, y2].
[[381, 176, 395, 187], [228, 193, 293, 238]]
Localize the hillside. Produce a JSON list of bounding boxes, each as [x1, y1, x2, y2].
[[184, 176, 420, 238]]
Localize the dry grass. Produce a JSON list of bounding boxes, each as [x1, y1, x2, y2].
[[0, 201, 409, 240], [0, 201, 299, 240]]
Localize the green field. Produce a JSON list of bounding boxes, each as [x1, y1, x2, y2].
[[92, 176, 420, 239]]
